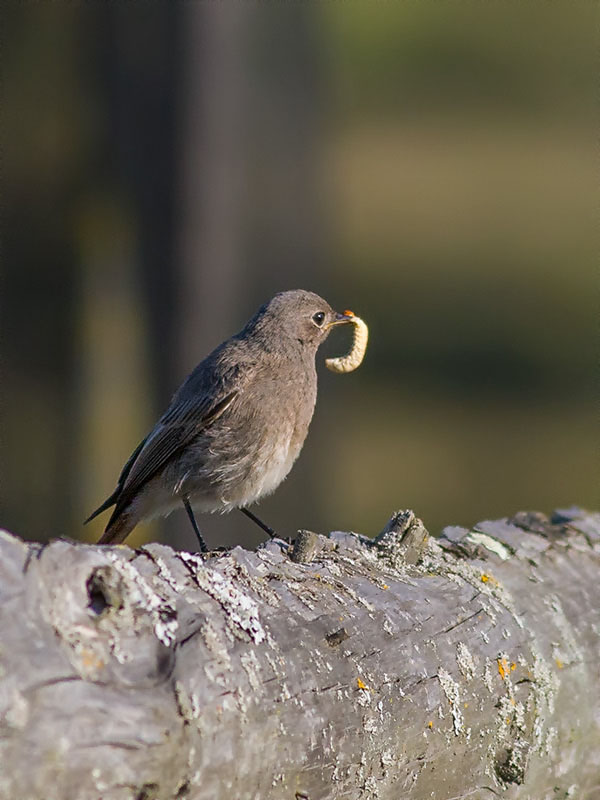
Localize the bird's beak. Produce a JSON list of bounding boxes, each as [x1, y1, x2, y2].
[[328, 310, 356, 328]]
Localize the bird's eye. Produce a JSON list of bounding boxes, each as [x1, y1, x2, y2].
[[312, 311, 326, 327]]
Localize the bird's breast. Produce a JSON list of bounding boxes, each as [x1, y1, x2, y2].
[[242, 369, 317, 502]]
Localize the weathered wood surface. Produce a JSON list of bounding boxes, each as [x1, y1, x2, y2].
[[0, 508, 598, 800]]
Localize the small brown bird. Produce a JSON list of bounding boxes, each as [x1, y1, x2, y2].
[[86, 290, 362, 551]]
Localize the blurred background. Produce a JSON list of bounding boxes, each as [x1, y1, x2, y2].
[[2, 2, 596, 551]]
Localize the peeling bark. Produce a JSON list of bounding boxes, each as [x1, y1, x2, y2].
[[0, 508, 598, 800]]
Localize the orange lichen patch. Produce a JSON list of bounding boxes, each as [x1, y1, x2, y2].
[[464, 702, 469, 708], [497, 658, 510, 680], [480, 573, 499, 586], [511, 663, 516, 671], [555, 658, 564, 669], [382, 584, 389, 590], [79, 648, 105, 672], [357, 677, 368, 690], [427, 721, 434, 729]]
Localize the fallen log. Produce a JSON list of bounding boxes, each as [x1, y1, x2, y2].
[[0, 507, 598, 800]]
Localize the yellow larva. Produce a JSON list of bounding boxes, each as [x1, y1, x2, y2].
[[326, 314, 369, 373]]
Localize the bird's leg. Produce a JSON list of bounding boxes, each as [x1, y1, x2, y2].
[[182, 496, 208, 553], [240, 507, 276, 539]]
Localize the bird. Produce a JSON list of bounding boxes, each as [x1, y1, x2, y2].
[[86, 290, 358, 552]]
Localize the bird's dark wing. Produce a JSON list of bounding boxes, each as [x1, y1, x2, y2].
[[85, 341, 247, 527], [113, 389, 238, 512], [86, 358, 242, 529]]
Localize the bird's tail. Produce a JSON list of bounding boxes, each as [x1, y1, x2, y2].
[[84, 489, 119, 525], [96, 510, 136, 545]]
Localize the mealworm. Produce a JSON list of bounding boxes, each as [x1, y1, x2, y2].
[[325, 313, 369, 373]]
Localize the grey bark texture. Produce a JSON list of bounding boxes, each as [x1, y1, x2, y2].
[[0, 507, 598, 800]]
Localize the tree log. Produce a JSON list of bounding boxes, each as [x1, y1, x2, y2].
[[0, 508, 598, 800]]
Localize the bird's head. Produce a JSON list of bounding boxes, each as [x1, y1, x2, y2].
[[250, 290, 355, 354]]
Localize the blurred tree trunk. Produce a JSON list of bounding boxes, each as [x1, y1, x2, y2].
[[174, 2, 249, 372], [0, 507, 598, 799], [174, 3, 325, 368], [77, 6, 179, 546]]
